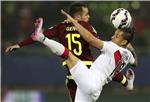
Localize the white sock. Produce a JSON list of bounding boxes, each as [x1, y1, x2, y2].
[[42, 37, 69, 57]]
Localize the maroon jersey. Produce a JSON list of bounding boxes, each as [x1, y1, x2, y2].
[[19, 21, 97, 61]]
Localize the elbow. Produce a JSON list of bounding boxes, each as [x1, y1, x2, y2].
[[135, 61, 138, 67], [131, 61, 138, 67], [131, 63, 137, 67]]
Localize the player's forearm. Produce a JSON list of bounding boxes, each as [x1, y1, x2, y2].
[[72, 21, 103, 49], [127, 43, 138, 67], [18, 37, 34, 47], [73, 21, 95, 42]]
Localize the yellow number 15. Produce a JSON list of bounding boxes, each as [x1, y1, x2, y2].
[[65, 34, 82, 56]]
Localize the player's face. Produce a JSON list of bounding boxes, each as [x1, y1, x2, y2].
[[111, 29, 126, 46], [80, 7, 90, 22]]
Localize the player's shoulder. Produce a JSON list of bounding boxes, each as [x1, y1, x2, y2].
[[118, 46, 132, 57], [105, 41, 116, 46], [78, 21, 92, 26], [59, 21, 77, 27], [104, 41, 121, 51], [59, 21, 93, 27], [48, 21, 67, 29], [123, 48, 132, 55], [79, 21, 97, 32], [59, 21, 90, 26], [57, 21, 67, 26]]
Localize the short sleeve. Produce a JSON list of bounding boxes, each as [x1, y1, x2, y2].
[[128, 51, 135, 64], [101, 41, 111, 52]]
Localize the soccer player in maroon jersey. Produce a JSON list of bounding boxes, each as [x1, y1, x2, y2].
[[5, 3, 97, 102], [5, 2, 136, 102]]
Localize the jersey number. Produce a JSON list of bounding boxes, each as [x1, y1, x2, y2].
[[65, 34, 82, 56]]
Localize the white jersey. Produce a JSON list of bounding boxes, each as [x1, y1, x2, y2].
[[70, 41, 135, 102], [91, 41, 135, 83]]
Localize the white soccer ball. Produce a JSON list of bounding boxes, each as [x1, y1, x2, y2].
[[110, 8, 132, 29]]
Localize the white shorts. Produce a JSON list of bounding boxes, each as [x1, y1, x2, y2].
[[70, 60, 105, 102]]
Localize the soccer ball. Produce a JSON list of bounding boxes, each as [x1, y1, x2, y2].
[[110, 8, 132, 29]]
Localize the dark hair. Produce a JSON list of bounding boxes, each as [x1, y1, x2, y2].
[[69, 2, 88, 17], [122, 27, 135, 44]]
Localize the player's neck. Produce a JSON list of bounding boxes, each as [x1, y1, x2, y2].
[[112, 40, 120, 46]]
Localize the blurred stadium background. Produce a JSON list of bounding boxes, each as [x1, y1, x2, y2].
[[1, 1, 150, 102]]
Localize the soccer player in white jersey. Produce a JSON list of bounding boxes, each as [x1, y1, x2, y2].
[[31, 10, 137, 101]]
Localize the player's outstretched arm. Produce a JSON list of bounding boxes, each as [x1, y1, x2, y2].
[[5, 44, 20, 53], [61, 9, 103, 50], [127, 43, 138, 67], [5, 18, 44, 53]]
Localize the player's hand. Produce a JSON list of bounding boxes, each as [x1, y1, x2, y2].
[[127, 43, 134, 51], [64, 19, 71, 23], [61, 9, 77, 23], [5, 44, 20, 53]]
